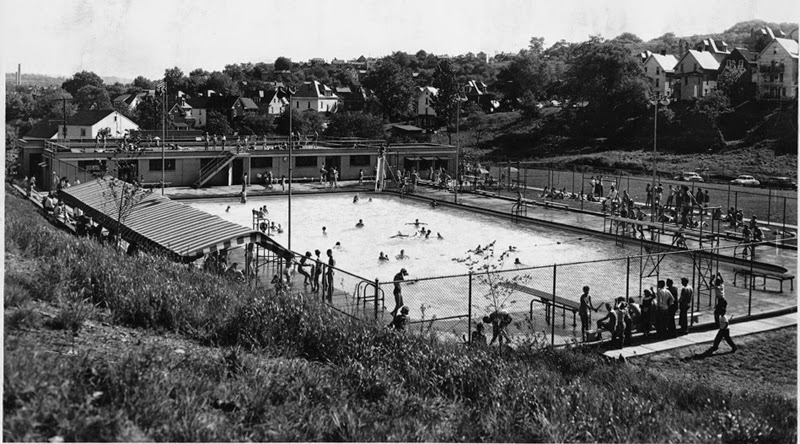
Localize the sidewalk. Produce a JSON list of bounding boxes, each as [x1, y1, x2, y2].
[[602, 312, 797, 360]]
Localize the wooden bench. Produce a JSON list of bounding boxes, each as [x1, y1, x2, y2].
[[141, 181, 172, 188], [541, 200, 570, 211], [733, 268, 795, 293], [500, 282, 579, 328]]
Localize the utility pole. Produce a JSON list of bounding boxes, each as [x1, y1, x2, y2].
[[288, 88, 294, 251], [62, 98, 68, 139]]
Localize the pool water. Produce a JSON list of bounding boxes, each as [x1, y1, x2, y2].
[[188, 193, 624, 282]]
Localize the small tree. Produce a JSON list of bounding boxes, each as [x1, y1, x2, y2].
[[98, 175, 152, 247], [462, 241, 531, 315]]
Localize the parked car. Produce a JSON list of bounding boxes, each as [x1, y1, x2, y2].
[[673, 172, 704, 182], [762, 176, 797, 190], [730, 175, 761, 187]]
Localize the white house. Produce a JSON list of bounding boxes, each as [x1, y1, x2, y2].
[[291, 81, 339, 113], [57, 110, 140, 139], [673, 50, 720, 100], [643, 52, 678, 97], [261, 90, 288, 115], [756, 37, 799, 101], [416, 86, 438, 127]]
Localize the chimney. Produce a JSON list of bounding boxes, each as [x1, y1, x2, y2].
[[17, 63, 21, 85], [660, 49, 667, 56]]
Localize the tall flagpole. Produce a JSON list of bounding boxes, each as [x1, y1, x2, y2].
[[161, 80, 167, 196], [288, 88, 294, 251]]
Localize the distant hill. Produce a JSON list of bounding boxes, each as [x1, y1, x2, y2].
[[5, 73, 133, 87], [639, 20, 799, 55]]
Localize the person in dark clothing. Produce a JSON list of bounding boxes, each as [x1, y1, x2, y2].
[[709, 313, 737, 353], [678, 277, 694, 334], [666, 278, 678, 338], [389, 306, 409, 331], [484, 310, 513, 347], [578, 285, 598, 341]]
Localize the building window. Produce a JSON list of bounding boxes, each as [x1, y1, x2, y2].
[[738, 60, 744, 69], [779, 73, 784, 83], [349, 155, 370, 166], [80, 129, 86, 137], [656, 67, 660, 75], [296, 101, 300, 108], [656, 79, 660, 87], [307, 102, 311, 109], [252, 157, 273, 168], [78, 160, 106, 174], [684, 77, 688, 85], [295, 156, 317, 167], [693, 63, 697, 71], [149, 159, 176, 171]]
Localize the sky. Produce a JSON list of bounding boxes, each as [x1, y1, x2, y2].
[[1, 0, 798, 81]]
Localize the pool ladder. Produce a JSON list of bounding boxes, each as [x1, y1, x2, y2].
[[354, 280, 386, 317]]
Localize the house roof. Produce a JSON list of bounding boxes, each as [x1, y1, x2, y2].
[[113, 93, 136, 105], [239, 97, 259, 110], [23, 119, 60, 139], [204, 96, 240, 109], [64, 110, 117, 126], [294, 81, 338, 99], [686, 50, 720, 71], [390, 124, 423, 133], [773, 38, 799, 58], [732, 47, 758, 63], [646, 53, 678, 72], [419, 86, 438, 95], [186, 97, 209, 109]]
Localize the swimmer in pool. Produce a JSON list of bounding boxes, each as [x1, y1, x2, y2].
[[225, 206, 230, 213], [437, 232, 444, 239], [322, 226, 327, 235], [334, 241, 342, 249], [277, 224, 284, 233], [353, 194, 360, 203], [368, 198, 373, 202], [425, 229, 431, 239], [390, 231, 409, 238], [356, 219, 364, 227], [396, 249, 408, 260], [406, 219, 426, 226], [379, 252, 389, 261], [514, 258, 522, 265], [430, 200, 438, 208], [508, 246, 517, 252]]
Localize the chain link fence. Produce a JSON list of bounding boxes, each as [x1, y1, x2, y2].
[[332, 239, 793, 347], [475, 164, 797, 229]]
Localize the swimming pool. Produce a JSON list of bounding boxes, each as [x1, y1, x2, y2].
[[188, 193, 626, 282]]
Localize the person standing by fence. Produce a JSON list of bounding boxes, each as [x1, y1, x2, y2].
[[679, 277, 693, 334], [579, 286, 597, 341], [390, 268, 408, 317]]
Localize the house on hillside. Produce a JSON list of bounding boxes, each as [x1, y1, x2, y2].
[[186, 96, 260, 127], [718, 48, 759, 99], [756, 38, 799, 101], [22, 119, 60, 140], [643, 52, 678, 97], [257, 89, 288, 115], [335, 84, 368, 112], [746, 27, 789, 54], [462, 80, 497, 112], [695, 38, 731, 64], [112, 90, 156, 111], [291, 80, 339, 113], [167, 97, 196, 129], [673, 50, 720, 100], [416, 86, 438, 128], [57, 110, 139, 139]]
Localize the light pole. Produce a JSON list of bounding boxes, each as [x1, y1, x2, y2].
[[649, 93, 670, 222], [287, 87, 295, 251], [454, 95, 462, 204]]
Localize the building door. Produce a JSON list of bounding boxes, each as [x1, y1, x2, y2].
[[232, 158, 244, 184], [29, 153, 43, 185], [117, 159, 138, 183], [324, 156, 341, 173]]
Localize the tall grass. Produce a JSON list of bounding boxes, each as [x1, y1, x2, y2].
[[4, 185, 796, 442]]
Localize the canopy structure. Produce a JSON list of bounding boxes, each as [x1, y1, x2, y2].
[[59, 178, 293, 262]]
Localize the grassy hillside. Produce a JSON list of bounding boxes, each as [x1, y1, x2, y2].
[[4, 186, 796, 442]]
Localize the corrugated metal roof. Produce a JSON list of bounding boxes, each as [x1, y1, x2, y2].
[[58, 178, 292, 262]]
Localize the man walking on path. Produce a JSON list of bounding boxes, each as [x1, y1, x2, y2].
[[709, 313, 737, 353]]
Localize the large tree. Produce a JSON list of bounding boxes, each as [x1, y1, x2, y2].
[[361, 59, 416, 121], [163, 66, 186, 94], [495, 53, 552, 106], [233, 114, 274, 135], [205, 111, 232, 135], [74, 85, 112, 110], [325, 112, 385, 138], [132, 76, 155, 90], [61, 71, 104, 96], [274, 57, 293, 72], [205, 71, 239, 96], [429, 59, 461, 141]]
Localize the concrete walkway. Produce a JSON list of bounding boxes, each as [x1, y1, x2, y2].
[[602, 312, 797, 360]]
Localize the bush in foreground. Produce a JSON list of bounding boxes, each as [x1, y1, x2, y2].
[[4, 186, 796, 442]]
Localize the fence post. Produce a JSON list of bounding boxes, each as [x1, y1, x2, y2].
[[767, 188, 772, 223], [782, 197, 787, 236], [551, 264, 557, 347], [734, 191, 738, 213], [626, 256, 630, 301], [748, 248, 754, 316], [727, 182, 731, 214], [467, 272, 473, 344], [580, 171, 584, 211], [523, 167, 527, 199], [374, 278, 380, 320]]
